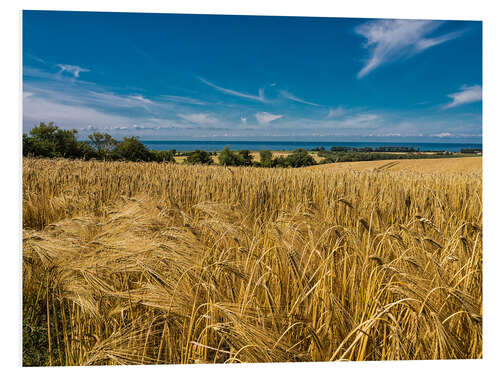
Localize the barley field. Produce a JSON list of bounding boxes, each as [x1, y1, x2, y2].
[[22, 157, 482, 365]]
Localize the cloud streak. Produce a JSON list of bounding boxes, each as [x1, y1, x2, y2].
[[443, 85, 482, 109], [255, 112, 283, 124], [279, 90, 319, 106], [178, 113, 218, 125], [355, 20, 464, 78], [160, 95, 207, 105], [128, 95, 153, 104], [57, 64, 91, 78], [199, 77, 266, 103]]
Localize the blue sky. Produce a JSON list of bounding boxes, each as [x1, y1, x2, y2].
[[22, 11, 482, 142]]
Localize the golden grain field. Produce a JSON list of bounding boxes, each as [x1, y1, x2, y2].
[[22, 157, 482, 365]]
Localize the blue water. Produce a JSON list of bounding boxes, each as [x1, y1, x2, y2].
[[142, 140, 482, 153]]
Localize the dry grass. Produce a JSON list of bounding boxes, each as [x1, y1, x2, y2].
[[22, 157, 482, 365]]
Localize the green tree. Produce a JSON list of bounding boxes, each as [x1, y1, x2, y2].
[[88, 132, 118, 160], [185, 150, 213, 165], [27, 122, 80, 158], [237, 150, 253, 166], [280, 148, 317, 168], [151, 150, 176, 163], [22, 133, 36, 156], [112, 137, 152, 161], [54, 128, 80, 158], [76, 141, 97, 160], [218, 147, 254, 166], [259, 150, 274, 168], [273, 155, 288, 168], [218, 146, 241, 166]]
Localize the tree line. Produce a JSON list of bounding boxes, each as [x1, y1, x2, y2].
[[22, 122, 317, 168], [23, 122, 175, 162], [23, 122, 477, 168], [312, 145, 421, 153]]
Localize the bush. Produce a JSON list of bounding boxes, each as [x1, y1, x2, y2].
[[218, 147, 254, 166], [23, 133, 38, 157], [218, 147, 242, 166], [259, 150, 274, 168], [151, 150, 175, 163], [185, 150, 213, 165], [282, 148, 317, 168], [273, 155, 288, 168], [76, 141, 98, 160], [24, 122, 81, 158], [112, 137, 152, 162], [237, 150, 253, 166]]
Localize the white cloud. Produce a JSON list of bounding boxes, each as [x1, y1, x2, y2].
[[355, 20, 464, 78], [103, 126, 129, 131], [178, 113, 218, 125], [57, 64, 91, 78], [23, 94, 134, 130], [199, 77, 266, 102], [241, 117, 247, 124], [342, 114, 379, 126], [433, 132, 453, 137], [22, 81, 229, 135], [443, 85, 482, 109], [128, 95, 153, 104], [85, 91, 159, 109], [132, 124, 161, 130], [279, 90, 319, 106], [327, 107, 346, 118], [255, 112, 283, 124]]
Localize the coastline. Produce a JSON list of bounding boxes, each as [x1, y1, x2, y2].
[[141, 140, 483, 153]]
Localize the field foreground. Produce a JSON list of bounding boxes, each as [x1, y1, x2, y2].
[[314, 156, 482, 173], [23, 157, 482, 365]]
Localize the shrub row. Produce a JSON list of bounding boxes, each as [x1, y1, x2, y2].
[[22, 123, 318, 168], [23, 122, 175, 163]]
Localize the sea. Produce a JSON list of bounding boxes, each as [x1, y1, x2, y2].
[[142, 140, 482, 153]]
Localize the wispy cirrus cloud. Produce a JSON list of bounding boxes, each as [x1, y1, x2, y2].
[[327, 107, 347, 118], [23, 55, 481, 141], [23, 93, 134, 130], [178, 113, 218, 125], [85, 91, 157, 109], [279, 90, 319, 106], [255, 112, 283, 124], [160, 95, 207, 105], [128, 95, 153, 104], [199, 77, 266, 103], [443, 85, 482, 109], [25, 53, 46, 64], [57, 64, 91, 78], [355, 20, 464, 78]]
